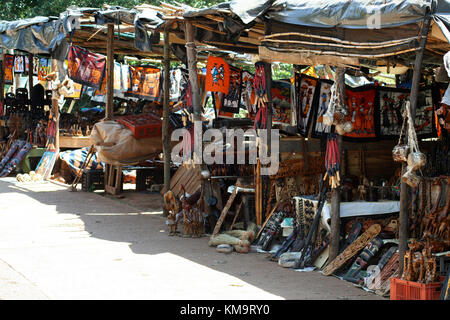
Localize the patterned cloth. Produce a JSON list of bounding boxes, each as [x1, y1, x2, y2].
[[67, 45, 106, 89], [59, 147, 103, 176], [205, 56, 230, 94], [0, 141, 32, 177]]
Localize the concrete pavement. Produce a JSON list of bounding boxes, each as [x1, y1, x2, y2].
[[0, 177, 384, 300]]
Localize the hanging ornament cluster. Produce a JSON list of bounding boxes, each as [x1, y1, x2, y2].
[[253, 61, 268, 130], [323, 133, 341, 188], [323, 68, 353, 135]]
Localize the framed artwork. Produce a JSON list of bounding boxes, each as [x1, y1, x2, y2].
[[271, 80, 291, 125], [35, 150, 58, 180]]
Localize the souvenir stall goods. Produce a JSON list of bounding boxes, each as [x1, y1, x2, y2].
[[205, 56, 230, 94], [378, 87, 437, 139], [295, 74, 318, 136], [311, 79, 334, 138], [271, 80, 291, 125], [343, 86, 377, 140], [253, 61, 269, 129], [126, 65, 161, 100], [67, 45, 106, 89], [220, 65, 242, 114], [0, 141, 32, 177], [241, 71, 256, 118], [4, 54, 14, 84]]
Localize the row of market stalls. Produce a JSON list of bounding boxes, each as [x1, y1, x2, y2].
[[0, 0, 449, 299]]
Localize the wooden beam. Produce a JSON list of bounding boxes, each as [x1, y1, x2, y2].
[[0, 53, 4, 106], [105, 24, 114, 120], [398, 15, 432, 276]]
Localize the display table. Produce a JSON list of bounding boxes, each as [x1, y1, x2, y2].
[[294, 196, 400, 232], [322, 200, 401, 221], [59, 136, 92, 149]]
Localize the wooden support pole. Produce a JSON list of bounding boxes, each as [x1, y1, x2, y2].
[[0, 53, 4, 106], [28, 53, 33, 100], [105, 24, 114, 120], [185, 21, 201, 122], [162, 28, 171, 217], [398, 15, 431, 276], [329, 67, 345, 262], [185, 21, 203, 165]]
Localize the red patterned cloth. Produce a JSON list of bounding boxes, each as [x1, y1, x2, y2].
[[67, 45, 106, 89]]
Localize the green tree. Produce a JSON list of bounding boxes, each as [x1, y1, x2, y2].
[[0, 0, 226, 21]]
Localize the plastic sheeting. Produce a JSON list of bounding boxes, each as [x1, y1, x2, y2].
[[89, 120, 162, 166]]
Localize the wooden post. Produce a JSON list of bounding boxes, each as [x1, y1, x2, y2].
[[162, 27, 171, 217], [185, 22, 201, 122], [185, 21, 203, 166], [0, 53, 4, 106], [105, 24, 114, 120], [398, 15, 431, 276], [28, 53, 33, 100], [329, 67, 345, 262]]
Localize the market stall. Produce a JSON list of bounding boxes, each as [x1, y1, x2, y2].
[[155, 0, 450, 300]]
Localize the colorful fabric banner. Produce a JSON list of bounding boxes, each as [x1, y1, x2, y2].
[[296, 74, 318, 137], [205, 56, 230, 94], [38, 57, 52, 81], [67, 45, 106, 89], [311, 80, 334, 138], [4, 54, 14, 84], [271, 80, 291, 125], [378, 87, 436, 139], [127, 65, 161, 100], [14, 55, 25, 73], [343, 86, 377, 139]]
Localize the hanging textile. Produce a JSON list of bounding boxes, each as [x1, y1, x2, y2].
[[95, 61, 123, 96], [59, 147, 103, 176], [14, 55, 25, 73], [127, 65, 161, 100], [169, 69, 183, 101], [0, 142, 32, 177], [67, 45, 106, 89], [254, 61, 269, 129], [296, 74, 319, 137], [343, 86, 377, 140], [205, 56, 230, 94], [24, 56, 29, 73], [241, 71, 256, 117], [378, 87, 436, 139], [271, 80, 291, 125], [221, 65, 242, 114], [38, 57, 52, 81], [33, 56, 40, 76], [4, 54, 14, 84], [311, 80, 334, 138], [121, 64, 131, 92]]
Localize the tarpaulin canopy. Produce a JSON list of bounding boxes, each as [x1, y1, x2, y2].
[[182, 0, 450, 66]]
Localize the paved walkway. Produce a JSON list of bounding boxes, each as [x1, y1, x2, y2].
[[0, 178, 384, 300]]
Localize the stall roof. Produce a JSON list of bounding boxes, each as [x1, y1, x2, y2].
[[180, 0, 450, 67]]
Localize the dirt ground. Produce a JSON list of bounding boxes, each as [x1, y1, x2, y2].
[[0, 177, 385, 300]]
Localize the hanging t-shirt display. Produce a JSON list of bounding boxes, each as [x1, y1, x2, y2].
[[271, 80, 291, 125], [67, 45, 106, 89], [311, 79, 334, 138], [296, 74, 318, 137], [221, 65, 242, 114], [205, 56, 230, 94], [4, 54, 14, 84], [343, 86, 377, 140], [127, 65, 161, 100]]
